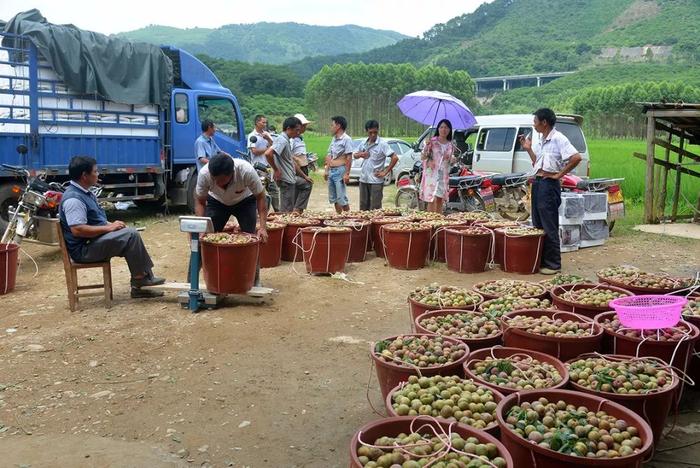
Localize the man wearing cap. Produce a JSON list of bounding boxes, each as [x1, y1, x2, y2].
[[264, 116, 313, 213], [291, 113, 314, 213], [247, 114, 280, 212]]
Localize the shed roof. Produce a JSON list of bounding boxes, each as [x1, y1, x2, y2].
[[639, 102, 700, 144]]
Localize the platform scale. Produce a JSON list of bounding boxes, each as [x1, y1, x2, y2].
[[142, 216, 274, 312]]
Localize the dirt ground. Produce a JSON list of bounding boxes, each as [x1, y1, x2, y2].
[[1, 184, 699, 468]]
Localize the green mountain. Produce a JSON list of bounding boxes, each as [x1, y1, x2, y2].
[[116, 23, 407, 65], [288, 0, 700, 79]]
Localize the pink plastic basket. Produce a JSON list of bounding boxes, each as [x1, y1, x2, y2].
[[610, 295, 687, 329]]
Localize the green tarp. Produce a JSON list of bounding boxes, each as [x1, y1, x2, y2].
[[2, 9, 173, 107]]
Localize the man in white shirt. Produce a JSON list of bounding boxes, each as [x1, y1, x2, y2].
[[194, 154, 268, 241], [247, 114, 279, 212], [520, 108, 582, 275], [353, 120, 398, 210], [324, 116, 354, 213]]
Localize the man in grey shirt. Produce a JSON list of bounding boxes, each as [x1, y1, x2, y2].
[[353, 119, 398, 210], [265, 116, 313, 213]]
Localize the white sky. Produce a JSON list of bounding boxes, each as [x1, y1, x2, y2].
[[0, 0, 491, 37]]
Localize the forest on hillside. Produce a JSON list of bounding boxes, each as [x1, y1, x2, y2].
[[170, 0, 700, 137]]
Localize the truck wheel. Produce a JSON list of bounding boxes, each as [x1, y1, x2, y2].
[[0, 183, 20, 234], [186, 170, 198, 213]]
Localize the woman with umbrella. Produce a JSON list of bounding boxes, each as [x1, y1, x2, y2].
[[420, 119, 455, 213], [397, 90, 476, 213]]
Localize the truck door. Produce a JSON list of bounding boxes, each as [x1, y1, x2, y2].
[[472, 127, 517, 174], [196, 95, 245, 158], [170, 91, 198, 166]]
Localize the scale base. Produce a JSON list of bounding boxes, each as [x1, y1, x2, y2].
[[177, 290, 220, 310], [142, 282, 275, 311]]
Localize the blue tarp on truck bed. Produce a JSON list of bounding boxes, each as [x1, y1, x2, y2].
[[2, 9, 173, 107]]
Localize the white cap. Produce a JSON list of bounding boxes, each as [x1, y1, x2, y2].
[[294, 113, 312, 125]]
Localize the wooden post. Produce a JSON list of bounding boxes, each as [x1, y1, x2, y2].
[[671, 136, 685, 222], [657, 130, 673, 220], [644, 114, 657, 223]]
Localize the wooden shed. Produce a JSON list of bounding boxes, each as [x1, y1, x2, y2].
[[634, 102, 700, 224]]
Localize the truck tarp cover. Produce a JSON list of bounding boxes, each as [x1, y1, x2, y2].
[[2, 9, 172, 106]]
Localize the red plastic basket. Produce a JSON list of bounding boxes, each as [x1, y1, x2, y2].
[[609, 295, 687, 329]]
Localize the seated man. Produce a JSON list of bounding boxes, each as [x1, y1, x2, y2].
[[59, 156, 165, 298]]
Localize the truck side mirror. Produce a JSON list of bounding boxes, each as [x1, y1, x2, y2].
[[16, 144, 28, 155]]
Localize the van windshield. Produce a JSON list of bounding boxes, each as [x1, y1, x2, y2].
[[556, 122, 586, 153]]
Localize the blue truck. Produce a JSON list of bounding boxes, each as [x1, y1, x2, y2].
[[0, 27, 247, 232]]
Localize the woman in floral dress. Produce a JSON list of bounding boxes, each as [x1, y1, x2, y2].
[[420, 119, 455, 213]]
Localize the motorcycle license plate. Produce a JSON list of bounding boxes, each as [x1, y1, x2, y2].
[[608, 190, 624, 204], [480, 187, 496, 211]]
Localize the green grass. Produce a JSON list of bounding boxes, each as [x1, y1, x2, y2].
[[588, 139, 700, 204]]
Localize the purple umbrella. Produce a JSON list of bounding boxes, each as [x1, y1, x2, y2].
[[397, 90, 477, 129]]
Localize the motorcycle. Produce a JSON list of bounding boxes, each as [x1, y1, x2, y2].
[[395, 151, 484, 213], [305, 152, 318, 173], [477, 172, 531, 221], [236, 143, 273, 211], [1, 160, 64, 246]]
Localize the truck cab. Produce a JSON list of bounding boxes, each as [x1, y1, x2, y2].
[[162, 47, 246, 210]]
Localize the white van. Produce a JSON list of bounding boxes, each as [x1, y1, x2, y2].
[[409, 114, 590, 178]]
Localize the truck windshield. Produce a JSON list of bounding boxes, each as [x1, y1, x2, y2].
[[198, 97, 239, 140]]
